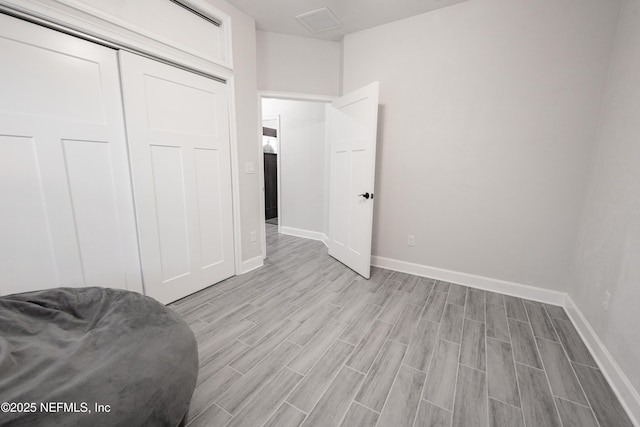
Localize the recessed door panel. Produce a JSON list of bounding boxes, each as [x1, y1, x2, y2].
[[0, 135, 58, 295], [62, 139, 128, 287], [195, 148, 225, 269], [150, 145, 191, 282], [349, 147, 369, 256], [333, 150, 350, 248], [144, 74, 219, 136], [0, 35, 106, 124]]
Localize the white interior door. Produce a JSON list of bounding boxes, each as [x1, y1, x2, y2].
[[328, 82, 380, 278], [119, 51, 235, 304], [0, 14, 142, 296]]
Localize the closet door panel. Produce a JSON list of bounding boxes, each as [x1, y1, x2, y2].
[[61, 139, 129, 286], [120, 51, 234, 304], [0, 135, 58, 296], [143, 74, 219, 136], [0, 14, 142, 295], [194, 148, 225, 268], [149, 145, 191, 282], [0, 31, 106, 123]]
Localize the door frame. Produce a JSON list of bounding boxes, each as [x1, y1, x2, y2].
[[257, 91, 335, 259], [261, 114, 281, 237]]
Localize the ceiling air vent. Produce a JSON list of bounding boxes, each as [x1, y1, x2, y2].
[[295, 7, 342, 33]]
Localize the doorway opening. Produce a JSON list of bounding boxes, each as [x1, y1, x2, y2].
[[258, 83, 379, 277], [258, 95, 332, 259]]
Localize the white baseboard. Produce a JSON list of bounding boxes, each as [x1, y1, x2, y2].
[[564, 296, 640, 426], [239, 255, 263, 275], [280, 226, 328, 243], [371, 255, 566, 305], [371, 254, 639, 424]]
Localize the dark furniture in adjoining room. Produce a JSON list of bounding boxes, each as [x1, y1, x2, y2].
[[264, 152, 278, 220]]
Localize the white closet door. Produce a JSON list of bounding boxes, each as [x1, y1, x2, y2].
[[0, 14, 142, 296], [119, 51, 235, 304]]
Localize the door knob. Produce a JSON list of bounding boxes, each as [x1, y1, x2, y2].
[[358, 192, 371, 199]]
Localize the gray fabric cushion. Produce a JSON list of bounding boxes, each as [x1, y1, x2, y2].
[[0, 287, 198, 427]]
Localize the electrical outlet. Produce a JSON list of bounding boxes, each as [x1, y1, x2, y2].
[[408, 235, 415, 247], [603, 291, 611, 311], [250, 231, 257, 242]]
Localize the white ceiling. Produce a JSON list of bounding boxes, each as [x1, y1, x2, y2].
[[225, 0, 471, 41]]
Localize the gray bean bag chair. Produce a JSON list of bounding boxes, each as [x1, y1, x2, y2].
[[0, 287, 198, 427]]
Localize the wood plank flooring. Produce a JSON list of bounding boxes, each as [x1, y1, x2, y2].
[[171, 224, 633, 427]]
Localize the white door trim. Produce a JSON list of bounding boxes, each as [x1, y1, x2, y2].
[[228, 76, 244, 275], [256, 94, 266, 260], [261, 114, 281, 237], [259, 91, 336, 103]]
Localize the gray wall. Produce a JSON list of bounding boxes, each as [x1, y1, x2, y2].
[[342, 0, 620, 291], [569, 0, 640, 394], [204, 0, 262, 263], [256, 31, 341, 96]]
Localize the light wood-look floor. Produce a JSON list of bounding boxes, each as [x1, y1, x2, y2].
[[171, 224, 633, 427]]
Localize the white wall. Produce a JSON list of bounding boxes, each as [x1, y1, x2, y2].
[[77, 0, 227, 64], [262, 98, 327, 235], [342, 0, 620, 291], [569, 0, 640, 396], [257, 31, 341, 96], [204, 0, 262, 265]]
